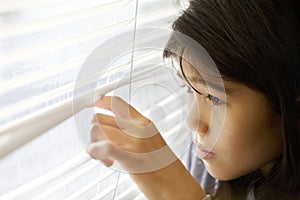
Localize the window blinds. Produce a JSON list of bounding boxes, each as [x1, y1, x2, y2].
[[0, 0, 189, 199]]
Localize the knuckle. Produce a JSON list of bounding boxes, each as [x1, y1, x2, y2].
[[87, 141, 111, 160], [113, 96, 125, 104], [105, 143, 114, 155], [91, 114, 98, 123], [114, 96, 122, 101], [89, 123, 100, 137], [87, 143, 98, 155]]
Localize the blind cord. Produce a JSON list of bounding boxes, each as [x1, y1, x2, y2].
[[112, 0, 139, 199], [128, 0, 139, 103]]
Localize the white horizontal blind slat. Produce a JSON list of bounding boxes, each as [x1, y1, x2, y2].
[[63, 171, 120, 200], [0, 0, 182, 199], [0, 51, 163, 120], [0, 90, 187, 199], [0, 0, 132, 40], [133, 194, 147, 200], [0, 7, 174, 83], [0, 6, 177, 69], [90, 175, 131, 200], [0, 0, 177, 128], [0, 52, 164, 122], [31, 161, 101, 200], [0, 151, 91, 200], [0, 26, 170, 95], [0, 0, 62, 12], [0, 0, 107, 13], [0, 19, 133, 67], [115, 184, 141, 200], [37, 170, 118, 200], [0, 57, 83, 95], [0, 65, 166, 158]]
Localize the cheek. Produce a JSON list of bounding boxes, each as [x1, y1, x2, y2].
[[219, 99, 280, 149], [209, 108, 283, 179], [223, 114, 273, 153]]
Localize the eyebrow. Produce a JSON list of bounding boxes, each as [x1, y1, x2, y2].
[[177, 70, 235, 95], [190, 78, 233, 95]]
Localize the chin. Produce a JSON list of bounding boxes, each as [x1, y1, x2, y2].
[[205, 167, 243, 181], [204, 161, 255, 181]]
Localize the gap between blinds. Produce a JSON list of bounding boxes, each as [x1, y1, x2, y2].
[[0, 0, 186, 199]]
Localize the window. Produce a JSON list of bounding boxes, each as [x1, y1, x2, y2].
[[0, 0, 191, 199]]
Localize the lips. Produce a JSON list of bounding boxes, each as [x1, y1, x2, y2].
[[193, 137, 215, 159], [195, 147, 215, 159]]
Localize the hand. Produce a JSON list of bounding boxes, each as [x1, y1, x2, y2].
[[87, 95, 176, 172], [87, 96, 206, 199]]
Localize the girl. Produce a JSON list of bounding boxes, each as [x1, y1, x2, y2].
[[87, 0, 300, 199]]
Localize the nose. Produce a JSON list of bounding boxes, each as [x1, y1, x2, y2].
[[186, 95, 209, 135]]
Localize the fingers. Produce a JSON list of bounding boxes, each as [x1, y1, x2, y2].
[[87, 141, 114, 167], [90, 120, 125, 146], [90, 117, 146, 153], [92, 112, 118, 127], [87, 139, 143, 170], [89, 96, 170, 171], [90, 123, 105, 143], [87, 140, 133, 170], [94, 96, 151, 125], [93, 113, 158, 139], [87, 140, 125, 161], [99, 96, 156, 137], [89, 122, 115, 166], [93, 96, 158, 139], [87, 139, 178, 173]]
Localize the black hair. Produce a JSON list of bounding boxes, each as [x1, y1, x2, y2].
[[164, 0, 300, 199]]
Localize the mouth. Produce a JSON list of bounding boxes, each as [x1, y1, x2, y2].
[[195, 147, 215, 159], [193, 138, 216, 159]]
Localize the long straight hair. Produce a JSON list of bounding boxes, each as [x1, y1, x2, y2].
[[164, 0, 300, 199]]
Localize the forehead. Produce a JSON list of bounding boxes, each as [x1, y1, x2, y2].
[[179, 48, 222, 80], [180, 58, 237, 95]]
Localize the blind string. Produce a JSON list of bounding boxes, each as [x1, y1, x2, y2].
[[128, 0, 139, 103], [112, 0, 139, 199]]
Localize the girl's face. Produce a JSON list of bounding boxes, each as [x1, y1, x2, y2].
[[182, 60, 283, 180]]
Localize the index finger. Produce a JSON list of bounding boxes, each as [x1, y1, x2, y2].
[[94, 96, 151, 125]]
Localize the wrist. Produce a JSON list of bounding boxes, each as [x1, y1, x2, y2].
[[130, 159, 206, 200]]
